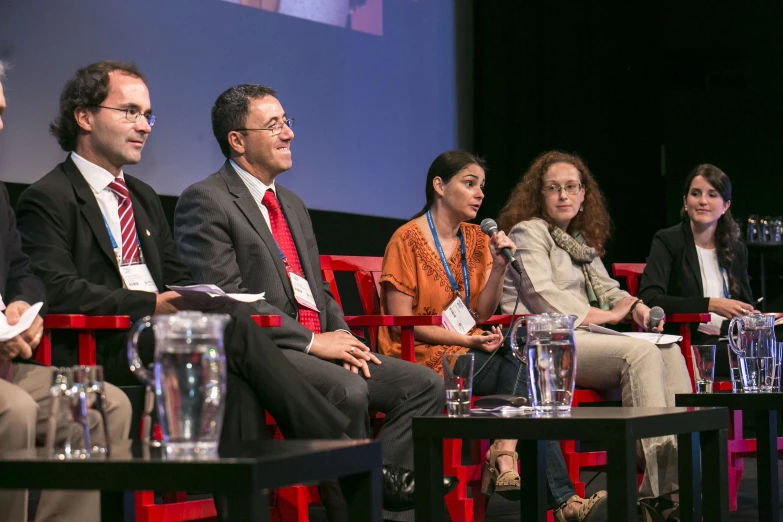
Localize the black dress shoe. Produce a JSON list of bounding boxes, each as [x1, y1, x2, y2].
[[382, 465, 458, 512]]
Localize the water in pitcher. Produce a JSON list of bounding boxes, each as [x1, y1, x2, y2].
[[527, 329, 576, 412], [739, 328, 775, 392], [157, 339, 226, 457]]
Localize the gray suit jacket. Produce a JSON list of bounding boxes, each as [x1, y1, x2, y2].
[[174, 161, 350, 352]]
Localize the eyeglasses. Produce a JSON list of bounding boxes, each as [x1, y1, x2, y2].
[[95, 106, 156, 126], [234, 118, 294, 136], [541, 182, 583, 196]]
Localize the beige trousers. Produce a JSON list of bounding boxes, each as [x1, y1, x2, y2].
[[573, 330, 692, 498], [0, 364, 132, 522]]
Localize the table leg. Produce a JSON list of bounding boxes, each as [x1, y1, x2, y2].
[[518, 440, 547, 522], [414, 433, 444, 521], [343, 467, 383, 522], [755, 410, 779, 522], [701, 428, 729, 522], [678, 432, 702, 522], [606, 433, 637, 522], [100, 490, 130, 522], [214, 489, 269, 522]]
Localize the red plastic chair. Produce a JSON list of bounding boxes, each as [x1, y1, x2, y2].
[[611, 262, 783, 511]]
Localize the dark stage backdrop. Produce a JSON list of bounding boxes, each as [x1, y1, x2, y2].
[[471, 2, 783, 308]]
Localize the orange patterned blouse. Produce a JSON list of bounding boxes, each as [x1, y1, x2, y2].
[[378, 220, 493, 375]]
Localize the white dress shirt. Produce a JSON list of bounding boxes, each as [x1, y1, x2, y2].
[[231, 159, 277, 233], [696, 245, 728, 328], [71, 152, 128, 259]]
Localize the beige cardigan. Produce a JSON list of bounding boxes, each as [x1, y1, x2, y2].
[[500, 217, 630, 325]]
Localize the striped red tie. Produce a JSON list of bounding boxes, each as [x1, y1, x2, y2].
[[108, 178, 140, 265], [261, 189, 322, 333]]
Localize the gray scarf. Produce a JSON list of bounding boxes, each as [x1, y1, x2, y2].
[[548, 225, 610, 311]]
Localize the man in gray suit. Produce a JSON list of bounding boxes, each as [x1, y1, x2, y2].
[[174, 85, 449, 520]]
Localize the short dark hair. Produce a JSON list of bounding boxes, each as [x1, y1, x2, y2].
[[50, 60, 147, 152], [211, 84, 277, 158]]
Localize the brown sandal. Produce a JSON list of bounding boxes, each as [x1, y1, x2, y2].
[[480, 446, 521, 500]]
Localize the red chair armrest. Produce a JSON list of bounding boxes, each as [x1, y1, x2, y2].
[[43, 314, 87, 329], [251, 315, 282, 327], [84, 316, 132, 329], [667, 313, 711, 324], [343, 315, 442, 327]]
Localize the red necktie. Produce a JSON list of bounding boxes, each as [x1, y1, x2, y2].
[[108, 178, 140, 265], [261, 189, 322, 333]]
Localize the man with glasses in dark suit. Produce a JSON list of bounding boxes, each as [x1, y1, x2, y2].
[[174, 84, 452, 521]]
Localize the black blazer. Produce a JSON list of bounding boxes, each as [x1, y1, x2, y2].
[[15, 156, 193, 381], [0, 182, 48, 365], [638, 221, 753, 317], [0, 182, 47, 312]]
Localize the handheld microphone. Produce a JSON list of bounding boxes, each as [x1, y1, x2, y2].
[[648, 306, 665, 330], [480, 218, 522, 274]]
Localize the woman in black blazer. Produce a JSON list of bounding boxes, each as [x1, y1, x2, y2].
[[639, 164, 755, 377]]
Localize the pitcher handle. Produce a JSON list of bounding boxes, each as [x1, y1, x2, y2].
[[727, 316, 743, 356], [127, 316, 153, 387]]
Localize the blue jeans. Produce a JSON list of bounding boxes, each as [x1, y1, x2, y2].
[[470, 347, 576, 508]]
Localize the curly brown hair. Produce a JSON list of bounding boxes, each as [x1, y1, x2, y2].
[[497, 150, 612, 256]]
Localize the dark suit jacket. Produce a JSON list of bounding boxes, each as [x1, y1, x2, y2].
[[638, 221, 753, 322], [174, 161, 349, 352], [0, 182, 48, 364], [15, 155, 193, 380]]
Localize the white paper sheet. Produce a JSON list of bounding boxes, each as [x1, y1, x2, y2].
[[0, 302, 44, 342], [587, 323, 682, 345], [167, 284, 265, 305]]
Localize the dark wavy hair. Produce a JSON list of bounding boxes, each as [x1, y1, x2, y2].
[[211, 84, 277, 158], [50, 61, 147, 152], [412, 150, 488, 219], [681, 164, 742, 297], [497, 151, 611, 256]]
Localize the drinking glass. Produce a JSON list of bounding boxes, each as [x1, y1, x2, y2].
[[82, 365, 111, 454], [746, 215, 759, 243], [45, 367, 91, 459], [690, 345, 716, 393], [726, 343, 743, 392], [760, 216, 771, 243], [442, 353, 474, 417], [775, 342, 783, 392], [773, 217, 783, 243]]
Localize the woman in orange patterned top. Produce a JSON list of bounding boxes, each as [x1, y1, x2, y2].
[[378, 151, 607, 522]]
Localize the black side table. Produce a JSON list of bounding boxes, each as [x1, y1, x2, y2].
[[414, 407, 728, 522], [0, 439, 383, 522], [676, 391, 783, 522]]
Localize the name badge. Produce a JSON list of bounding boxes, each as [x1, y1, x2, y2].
[[442, 296, 476, 335], [289, 272, 320, 312], [120, 263, 159, 294]]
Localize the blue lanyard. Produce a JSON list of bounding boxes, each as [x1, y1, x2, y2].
[[426, 210, 470, 308], [101, 214, 142, 263]]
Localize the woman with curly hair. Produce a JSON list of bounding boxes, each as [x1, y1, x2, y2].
[[497, 150, 691, 521], [378, 150, 608, 522], [638, 164, 755, 378]]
